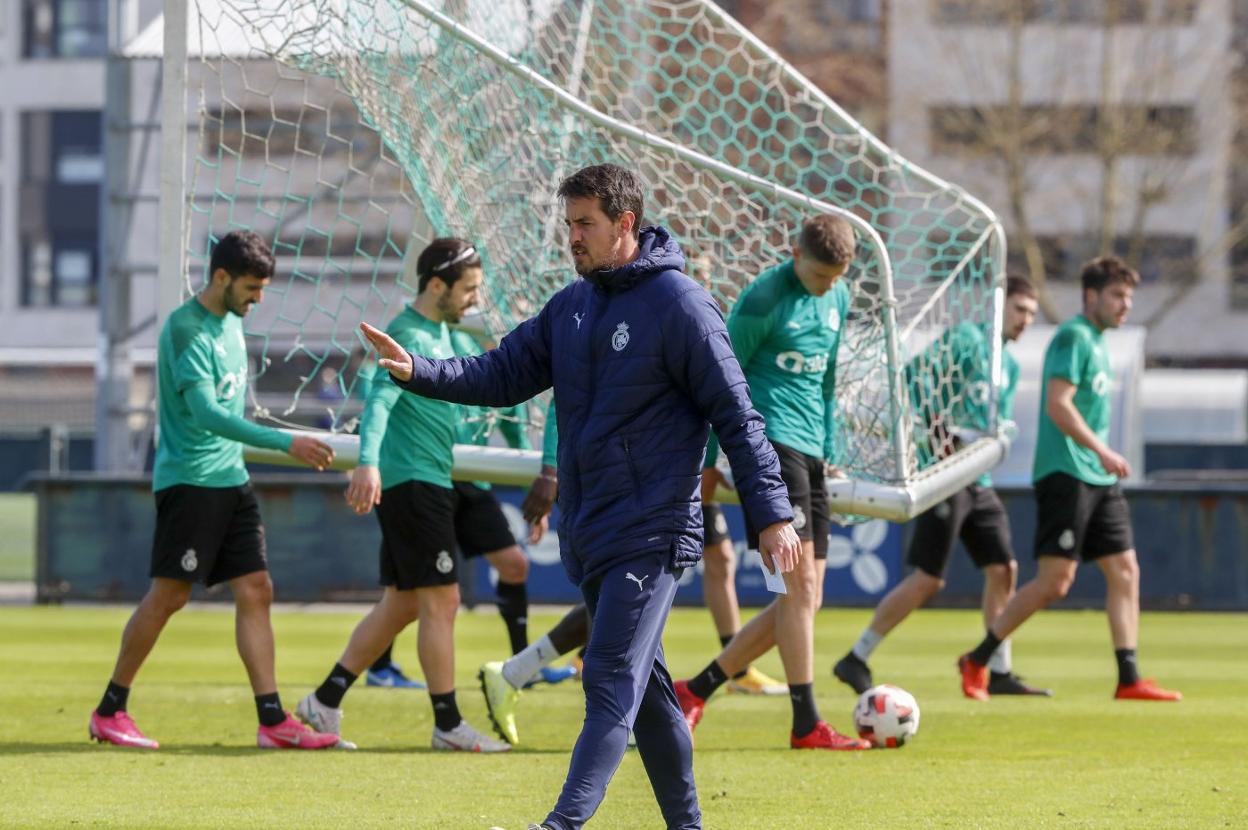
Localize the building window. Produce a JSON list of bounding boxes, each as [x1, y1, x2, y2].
[[23, 0, 107, 59], [20, 111, 102, 307], [929, 104, 1195, 156], [930, 0, 1196, 26]]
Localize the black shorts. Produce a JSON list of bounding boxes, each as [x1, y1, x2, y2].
[[907, 484, 1014, 578], [702, 502, 731, 547], [1034, 472, 1134, 562], [452, 481, 518, 558], [150, 483, 267, 587], [376, 480, 459, 589], [745, 441, 829, 560]]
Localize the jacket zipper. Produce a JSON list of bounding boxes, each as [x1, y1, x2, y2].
[[566, 289, 608, 557]]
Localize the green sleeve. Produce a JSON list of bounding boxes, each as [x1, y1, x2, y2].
[[1045, 329, 1087, 386], [541, 398, 558, 467], [357, 376, 401, 466], [1000, 355, 1020, 422], [173, 333, 217, 393], [822, 285, 851, 462], [704, 432, 720, 468], [183, 384, 293, 451], [499, 402, 532, 450], [725, 299, 774, 374]]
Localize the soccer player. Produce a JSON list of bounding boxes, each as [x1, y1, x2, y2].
[[833, 274, 1050, 696], [88, 230, 340, 750], [296, 237, 509, 752], [674, 214, 872, 751], [957, 257, 1181, 702], [691, 251, 786, 697], [366, 337, 573, 690], [364, 163, 800, 830]]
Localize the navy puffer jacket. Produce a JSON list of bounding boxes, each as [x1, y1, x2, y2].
[[395, 226, 792, 585]]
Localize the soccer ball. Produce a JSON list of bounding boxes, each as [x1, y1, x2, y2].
[[853, 684, 920, 748]]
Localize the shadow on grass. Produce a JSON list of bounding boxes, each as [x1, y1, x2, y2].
[[0, 741, 567, 756]]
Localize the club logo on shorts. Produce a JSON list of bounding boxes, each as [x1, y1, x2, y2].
[[715, 512, 729, 535], [792, 505, 807, 531], [934, 502, 951, 520], [1058, 529, 1075, 551], [181, 548, 198, 572], [612, 321, 630, 352], [827, 307, 841, 332], [435, 550, 454, 574]]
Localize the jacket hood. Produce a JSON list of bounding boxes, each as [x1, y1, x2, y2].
[[583, 225, 685, 292]]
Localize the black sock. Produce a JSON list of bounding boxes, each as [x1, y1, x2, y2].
[[687, 659, 729, 701], [717, 634, 748, 679], [496, 581, 529, 655], [97, 681, 130, 717], [370, 643, 395, 673], [968, 630, 1002, 667], [315, 663, 359, 709], [789, 683, 820, 738], [255, 692, 285, 727], [1115, 648, 1140, 686], [430, 690, 462, 732]]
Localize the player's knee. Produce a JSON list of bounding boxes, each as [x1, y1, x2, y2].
[[1104, 552, 1140, 587], [702, 544, 733, 576], [233, 571, 274, 608], [983, 563, 1013, 593], [493, 548, 528, 583], [421, 584, 461, 620], [1042, 574, 1075, 601], [148, 582, 192, 617]]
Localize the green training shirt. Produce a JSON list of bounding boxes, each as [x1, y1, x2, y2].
[[907, 321, 1018, 487], [357, 306, 460, 489], [153, 296, 292, 491], [719, 259, 851, 462], [450, 328, 531, 489], [1033, 314, 1116, 486]]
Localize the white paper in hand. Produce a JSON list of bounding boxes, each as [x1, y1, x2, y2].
[[759, 554, 787, 594]]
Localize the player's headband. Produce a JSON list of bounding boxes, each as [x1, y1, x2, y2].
[[432, 246, 478, 272]]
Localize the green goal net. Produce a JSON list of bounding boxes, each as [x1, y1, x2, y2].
[[164, 0, 1008, 520]]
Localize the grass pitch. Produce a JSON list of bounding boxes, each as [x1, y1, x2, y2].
[[0, 604, 1243, 829]]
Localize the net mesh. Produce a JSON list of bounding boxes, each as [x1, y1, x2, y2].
[[180, 0, 1005, 497]]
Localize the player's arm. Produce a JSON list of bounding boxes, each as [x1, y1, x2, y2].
[[701, 297, 775, 471], [1044, 329, 1130, 477], [361, 303, 554, 407], [663, 289, 799, 573], [345, 372, 403, 514], [522, 398, 558, 542], [176, 339, 332, 469], [1045, 378, 1130, 477]]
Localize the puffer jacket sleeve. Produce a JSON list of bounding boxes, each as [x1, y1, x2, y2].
[[393, 301, 555, 407], [663, 285, 793, 530]]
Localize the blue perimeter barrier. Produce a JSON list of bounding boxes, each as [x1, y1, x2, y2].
[[28, 475, 1246, 609]]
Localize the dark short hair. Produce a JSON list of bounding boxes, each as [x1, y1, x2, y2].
[[798, 214, 856, 266], [556, 163, 645, 239], [1005, 273, 1037, 298], [209, 230, 275, 281], [416, 237, 482, 292], [1080, 256, 1139, 294]]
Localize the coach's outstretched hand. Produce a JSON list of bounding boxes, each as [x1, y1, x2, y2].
[[288, 435, 335, 471], [758, 521, 801, 575], [360, 322, 413, 383], [346, 465, 383, 515]]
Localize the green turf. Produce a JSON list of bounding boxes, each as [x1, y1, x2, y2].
[[0, 493, 35, 581], [0, 605, 1243, 829]]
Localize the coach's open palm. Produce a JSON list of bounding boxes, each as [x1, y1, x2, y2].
[[758, 521, 801, 575], [346, 465, 382, 515], [360, 322, 413, 382]]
